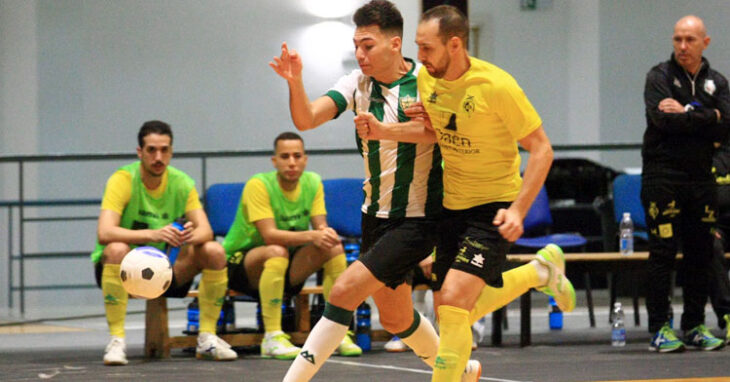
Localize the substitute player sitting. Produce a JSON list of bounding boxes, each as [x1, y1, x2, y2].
[[92, 120, 236, 365], [223, 132, 361, 360]]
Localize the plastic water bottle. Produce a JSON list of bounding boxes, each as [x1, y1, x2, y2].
[[345, 242, 360, 265], [186, 298, 199, 334], [548, 296, 563, 330], [619, 212, 634, 256], [166, 220, 185, 265], [355, 302, 372, 352], [611, 302, 626, 347]]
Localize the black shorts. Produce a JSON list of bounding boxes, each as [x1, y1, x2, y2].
[[226, 247, 306, 300], [94, 261, 193, 298], [358, 213, 439, 289], [432, 202, 512, 291]]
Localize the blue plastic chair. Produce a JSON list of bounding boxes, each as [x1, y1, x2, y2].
[[515, 187, 588, 250], [322, 178, 364, 238], [205, 182, 245, 237], [612, 174, 648, 240]]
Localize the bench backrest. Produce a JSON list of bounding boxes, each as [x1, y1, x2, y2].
[[205, 182, 245, 237]]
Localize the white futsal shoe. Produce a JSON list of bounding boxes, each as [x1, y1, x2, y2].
[[196, 332, 238, 361], [103, 336, 128, 366]]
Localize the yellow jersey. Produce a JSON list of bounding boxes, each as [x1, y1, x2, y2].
[[418, 57, 542, 210]]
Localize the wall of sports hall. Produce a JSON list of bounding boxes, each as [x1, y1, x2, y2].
[[1, 0, 730, 316]]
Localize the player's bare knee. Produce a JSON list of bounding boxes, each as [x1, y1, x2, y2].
[[103, 242, 131, 264], [264, 244, 288, 259], [328, 243, 345, 257], [379, 311, 411, 334], [328, 281, 357, 309], [201, 241, 227, 269]]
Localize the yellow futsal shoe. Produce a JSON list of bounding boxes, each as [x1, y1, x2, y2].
[[335, 331, 363, 357], [535, 244, 576, 312], [261, 331, 301, 360]]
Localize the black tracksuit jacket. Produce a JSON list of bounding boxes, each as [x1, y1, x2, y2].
[[642, 54, 730, 183]]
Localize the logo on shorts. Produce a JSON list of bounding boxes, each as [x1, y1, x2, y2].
[[470, 253, 485, 268]]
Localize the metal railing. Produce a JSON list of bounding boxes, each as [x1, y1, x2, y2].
[[0, 143, 641, 316]]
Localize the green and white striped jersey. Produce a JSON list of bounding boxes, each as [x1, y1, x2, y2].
[[325, 58, 443, 219]]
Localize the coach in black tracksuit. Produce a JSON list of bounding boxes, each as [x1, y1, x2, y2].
[[641, 15, 730, 352]]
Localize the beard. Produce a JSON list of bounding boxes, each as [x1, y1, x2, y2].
[[425, 54, 450, 79]]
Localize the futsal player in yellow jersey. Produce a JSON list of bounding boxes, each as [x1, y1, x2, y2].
[[92, 121, 236, 365], [413, 6, 575, 380]]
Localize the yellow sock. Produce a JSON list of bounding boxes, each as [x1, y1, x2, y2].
[[469, 263, 540, 324], [259, 257, 288, 333], [198, 268, 228, 334], [322, 254, 346, 301], [102, 264, 128, 338], [433, 305, 471, 382]]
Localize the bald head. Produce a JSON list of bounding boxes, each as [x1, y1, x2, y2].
[[675, 15, 707, 37], [672, 15, 710, 74]]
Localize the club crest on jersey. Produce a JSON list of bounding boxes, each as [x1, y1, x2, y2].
[[673, 77, 682, 88], [399, 95, 416, 111], [705, 79, 716, 95], [462, 95, 475, 117], [428, 92, 438, 103]]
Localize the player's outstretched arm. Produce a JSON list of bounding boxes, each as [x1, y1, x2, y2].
[[493, 126, 553, 242], [269, 42, 337, 131], [354, 111, 437, 143]]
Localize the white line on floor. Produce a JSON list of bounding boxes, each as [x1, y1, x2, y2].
[[325, 359, 532, 382]]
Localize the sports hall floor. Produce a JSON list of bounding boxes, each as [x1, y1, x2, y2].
[[1, 291, 729, 382]]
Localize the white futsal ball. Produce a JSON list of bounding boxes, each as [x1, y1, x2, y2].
[[120, 246, 173, 299]]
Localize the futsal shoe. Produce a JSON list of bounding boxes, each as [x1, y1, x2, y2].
[[261, 331, 301, 360], [103, 336, 128, 366], [684, 324, 725, 351], [534, 244, 576, 312], [461, 359, 482, 382], [724, 314, 730, 345], [384, 336, 408, 352], [196, 332, 238, 361], [649, 323, 685, 353], [335, 331, 363, 356]]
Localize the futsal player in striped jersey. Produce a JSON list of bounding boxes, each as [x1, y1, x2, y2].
[[271, 1, 479, 381]]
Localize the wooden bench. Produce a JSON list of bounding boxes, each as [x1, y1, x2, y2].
[[144, 285, 324, 358], [496, 251, 730, 347]]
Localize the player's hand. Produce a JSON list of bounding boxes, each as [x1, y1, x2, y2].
[[658, 98, 684, 113], [179, 221, 194, 244], [493, 208, 524, 242], [418, 255, 434, 280], [313, 227, 340, 249], [269, 42, 303, 82], [405, 102, 433, 130], [153, 224, 186, 247], [354, 112, 384, 140]]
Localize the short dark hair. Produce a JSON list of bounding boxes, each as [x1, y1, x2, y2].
[[353, 0, 403, 38], [274, 131, 304, 150], [421, 4, 469, 46], [138, 120, 173, 148]]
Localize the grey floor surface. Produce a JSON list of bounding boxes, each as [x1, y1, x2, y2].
[[1, 291, 729, 382]]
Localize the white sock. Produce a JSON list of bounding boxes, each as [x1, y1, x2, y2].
[[399, 312, 439, 368], [282, 316, 348, 382]]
